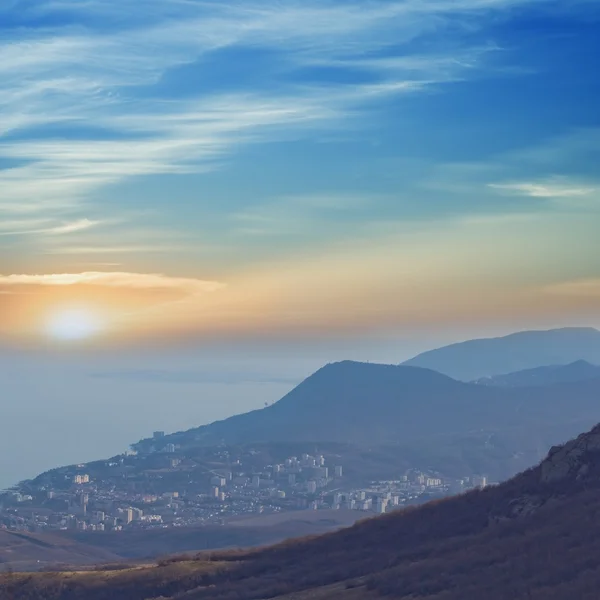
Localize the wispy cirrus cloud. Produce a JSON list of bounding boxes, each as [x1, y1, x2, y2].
[[0, 218, 101, 237], [0, 271, 223, 293], [0, 218, 51, 232], [488, 180, 597, 198], [42, 245, 194, 255], [2, 0, 597, 277], [46, 219, 101, 235], [0, 0, 546, 224]]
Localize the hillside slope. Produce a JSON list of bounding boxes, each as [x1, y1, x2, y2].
[[0, 529, 120, 571], [60, 509, 362, 560], [7, 423, 600, 599], [402, 327, 600, 381], [0, 511, 360, 572]]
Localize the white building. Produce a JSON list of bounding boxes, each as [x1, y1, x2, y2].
[[93, 511, 105, 523], [426, 478, 442, 487], [375, 498, 388, 514], [142, 515, 163, 523], [472, 475, 488, 489]]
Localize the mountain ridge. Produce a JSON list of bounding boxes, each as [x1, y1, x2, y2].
[[142, 358, 600, 450], [474, 360, 600, 387], [402, 327, 600, 381]]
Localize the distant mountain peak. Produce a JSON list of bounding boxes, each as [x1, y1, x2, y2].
[[308, 360, 460, 383], [567, 359, 597, 368], [403, 327, 600, 381]]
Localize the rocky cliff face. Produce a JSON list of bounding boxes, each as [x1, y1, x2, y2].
[[540, 424, 600, 484], [491, 423, 600, 521]]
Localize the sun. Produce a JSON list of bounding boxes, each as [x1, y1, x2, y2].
[[45, 308, 104, 342]]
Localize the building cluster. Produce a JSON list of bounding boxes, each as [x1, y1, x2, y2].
[[305, 471, 488, 514], [0, 482, 166, 533], [0, 433, 489, 534]]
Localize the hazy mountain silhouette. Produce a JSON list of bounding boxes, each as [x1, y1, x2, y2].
[[402, 327, 600, 381], [149, 361, 600, 464], [11, 422, 600, 600], [474, 360, 600, 387]]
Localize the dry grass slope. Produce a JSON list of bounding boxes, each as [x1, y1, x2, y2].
[[0, 530, 121, 571], [0, 559, 227, 600]]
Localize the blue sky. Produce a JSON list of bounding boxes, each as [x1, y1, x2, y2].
[[0, 0, 599, 343]]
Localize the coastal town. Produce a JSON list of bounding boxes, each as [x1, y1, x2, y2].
[[0, 431, 489, 534]]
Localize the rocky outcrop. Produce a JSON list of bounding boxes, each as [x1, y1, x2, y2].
[[540, 426, 600, 484], [488, 424, 600, 524], [508, 494, 544, 517]]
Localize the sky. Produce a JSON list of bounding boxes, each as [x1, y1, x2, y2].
[[1, 0, 599, 346], [0, 0, 599, 486]]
